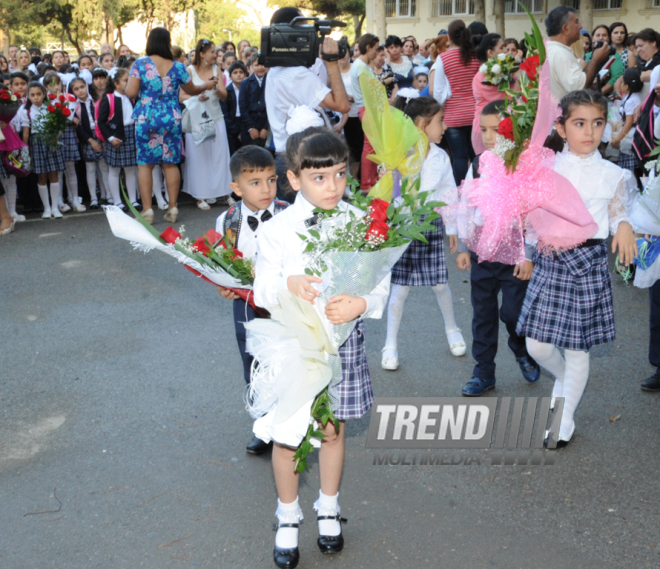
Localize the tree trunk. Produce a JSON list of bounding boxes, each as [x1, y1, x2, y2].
[[118, 25, 123, 46], [580, 0, 593, 37], [493, 0, 505, 37], [374, 0, 386, 40], [474, 0, 485, 26], [353, 14, 365, 42]]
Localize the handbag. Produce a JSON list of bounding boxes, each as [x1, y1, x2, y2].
[[2, 145, 32, 177], [181, 65, 223, 143]]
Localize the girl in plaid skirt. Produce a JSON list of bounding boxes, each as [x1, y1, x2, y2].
[[517, 90, 638, 447], [98, 68, 138, 210], [611, 69, 643, 175], [252, 128, 389, 569], [19, 82, 65, 219], [382, 94, 465, 372]]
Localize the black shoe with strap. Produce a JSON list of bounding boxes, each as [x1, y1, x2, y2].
[[272, 522, 300, 568], [317, 514, 347, 554]]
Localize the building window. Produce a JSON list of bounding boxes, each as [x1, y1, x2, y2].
[[652, 0, 659, 7], [505, 0, 543, 13], [385, 0, 417, 17], [431, 0, 475, 16], [561, 0, 580, 9], [594, 0, 622, 8]]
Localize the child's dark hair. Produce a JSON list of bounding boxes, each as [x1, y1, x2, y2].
[[504, 38, 519, 49], [67, 76, 86, 95], [223, 51, 237, 62], [24, 81, 46, 112], [229, 146, 276, 180], [557, 89, 607, 125], [622, 68, 643, 94], [393, 96, 443, 126], [481, 99, 505, 117], [104, 68, 129, 96], [92, 66, 108, 79], [43, 70, 62, 90], [286, 126, 349, 176], [10, 71, 29, 85], [228, 61, 247, 76], [78, 54, 93, 68]]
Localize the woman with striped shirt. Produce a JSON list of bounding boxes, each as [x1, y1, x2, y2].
[[432, 19, 481, 184]]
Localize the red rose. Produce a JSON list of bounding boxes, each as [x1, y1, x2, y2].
[[193, 237, 211, 256], [366, 220, 389, 242], [519, 55, 540, 82], [66, 94, 76, 102], [369, 198, 389, 223], [54, 102, 62, 108], [160, 226, 181, 243], [62, 107, 71, 117], [58, 94, 66, 103], [48, 93, 56, 100], [0, 93, 9, 100], [205, 229, 223, 247], [497, 117, 514, 141], [47, 105, 55, 112]]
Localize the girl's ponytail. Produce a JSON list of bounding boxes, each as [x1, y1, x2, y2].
[[448, 19, 475, 65]]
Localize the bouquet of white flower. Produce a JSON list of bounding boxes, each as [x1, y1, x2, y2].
[[480, 52, 518, 90]]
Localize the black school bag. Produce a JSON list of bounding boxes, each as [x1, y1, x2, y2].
[[633, 90, 658, 168]]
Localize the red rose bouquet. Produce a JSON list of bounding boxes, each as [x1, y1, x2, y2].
[[35, 94, 74, 149], [0, 87, 22, 117]]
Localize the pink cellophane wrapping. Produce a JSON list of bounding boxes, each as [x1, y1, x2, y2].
[[438, 55, 597, 263]]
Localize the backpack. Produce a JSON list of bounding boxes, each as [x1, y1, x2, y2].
[[632, 91, 658, 168], [94, 94, 115, 142]]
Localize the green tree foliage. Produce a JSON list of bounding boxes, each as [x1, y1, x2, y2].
[[196, 0, 260, 46]]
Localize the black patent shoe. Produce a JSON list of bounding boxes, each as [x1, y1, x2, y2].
[[641, 372, 660, 392], [246, 436, 272, 455], [273, 522, 300, 569], [317, 514, 347, 554], [543, 423, 575, 449]]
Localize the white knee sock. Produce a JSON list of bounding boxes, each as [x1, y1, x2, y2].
[[108, 166, 122, 205], [85, 162, 98, 202], [4, 176, 17, 215], [526, 338, 566, 399], [560, 349, 590, 438], [37, 184, 50, 210], [124, 166, 138, 203], [314, 490, 341, 536], [49, 182, 61, 212], [385, 284, 410, 350], [152, 165, 167, 206], [65, 161, 79, 202], [432, 283, 459, 334], [97, 160, 109, 200], [275, 497, 303, 549]]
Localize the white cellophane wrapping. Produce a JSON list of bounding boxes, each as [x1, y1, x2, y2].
[[104, 205, 251, 289], [631, 175, 660, 289], [246, 243, 409, 447]]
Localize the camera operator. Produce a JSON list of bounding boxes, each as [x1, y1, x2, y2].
[[264, 7, 350, 200], [545, 6, 611, 100]]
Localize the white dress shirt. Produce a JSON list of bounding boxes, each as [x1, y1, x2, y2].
[[431, 57, 452, 105], [546, 40, 587, 100], [264, 66, 331, 153], [253, 192, 390, 317], [215, 200, 278, 260]]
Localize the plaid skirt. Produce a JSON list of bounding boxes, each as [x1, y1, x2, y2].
[[619, 152, 638, 171], [516, 242, 615, 351], [105, 124, 137, 168], [81, 137, 105, 162], [62, 125, 81, 162], [391, 216, 447, 286], [334, 320, 373, 420], [30, 135, 65, 174]]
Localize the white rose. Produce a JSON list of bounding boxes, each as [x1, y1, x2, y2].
[[492, 64, 502, 75], [497, 53, 507, 61], [479, 63, 488, 75]]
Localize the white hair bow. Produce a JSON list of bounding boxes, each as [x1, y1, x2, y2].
[[108, 67, 119, 79], [78, 68, 93, 85], [285, 105, 325, 136], [397, 87, 420, 104]]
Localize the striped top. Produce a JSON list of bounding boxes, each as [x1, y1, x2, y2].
[[439, 49, 480, 128]]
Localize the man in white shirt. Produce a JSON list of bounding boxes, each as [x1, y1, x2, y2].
[[545, 6, 610, 100], [264, 7, 350, 200]]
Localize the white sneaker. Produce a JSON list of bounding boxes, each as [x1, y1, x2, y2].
[[197, 200, 211, 210], [12, 213, 26, 222], [52, 208, 63, 218], [381, 347, 399, 371], [446, 328, 466, 357], [59, 203, 71, 213], [72, 202, 86, 212], [42, 208, 52, 219]]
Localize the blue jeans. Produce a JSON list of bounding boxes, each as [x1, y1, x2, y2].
[[444, 125, 476, 185]]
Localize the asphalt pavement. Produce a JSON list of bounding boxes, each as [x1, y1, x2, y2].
[[1, 204, 659, 569]]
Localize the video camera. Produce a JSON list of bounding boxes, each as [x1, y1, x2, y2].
[[259, 16, 349, 68]]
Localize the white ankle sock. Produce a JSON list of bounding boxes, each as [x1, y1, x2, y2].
[[384, 284, 409, 351], [275, 497, 302, 549], [314, 490, 341, 537], [38, 184, 50, 210], [560, 349, 590, 439]]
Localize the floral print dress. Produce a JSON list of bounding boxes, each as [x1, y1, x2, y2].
[[130, 57, 190, 164]]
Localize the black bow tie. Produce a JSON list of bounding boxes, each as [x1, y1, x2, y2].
[[304, 213, 321, 228], [247, 210, 272, 231]]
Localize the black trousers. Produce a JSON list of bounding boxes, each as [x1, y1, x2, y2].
[[233, 298, 262, 384], [650, 280, 660, 369], [470, 252, 532, 380]]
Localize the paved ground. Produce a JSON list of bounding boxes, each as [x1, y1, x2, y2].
[[1, 204, 659, 569]]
